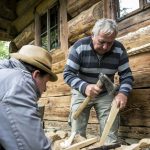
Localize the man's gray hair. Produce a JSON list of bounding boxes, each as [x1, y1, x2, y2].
[[92, 18, 118, 36]]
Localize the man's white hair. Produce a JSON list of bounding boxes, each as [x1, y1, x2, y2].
[[92, 18, 118, 36]]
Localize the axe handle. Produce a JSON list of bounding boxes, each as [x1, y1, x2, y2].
[[73, 80, 102, 120]]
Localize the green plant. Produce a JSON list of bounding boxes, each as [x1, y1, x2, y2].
[[0, 41, 9, 59]]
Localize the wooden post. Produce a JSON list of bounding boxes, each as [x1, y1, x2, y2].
[[35, 12, 41, 46], [59, 0, 68, 57]]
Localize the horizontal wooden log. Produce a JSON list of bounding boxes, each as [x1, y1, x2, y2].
[[129, 51, 150, 88], [52, 59, 66, 74], [42, 95, 98, 123], [68, 1, 103, 43], [51, 49, 66, 64], [120, 89, 150, 127], [118, 8, 150, 36], [67, 0, 100, 18], [16, 0, 41, 16], [117, 25, 150, 50], [0, 30, 13, 41], [13, 0, 56, 34], [44, 120, 99, 135], [119, 132, 150, 139], [13, 23, 35, 49], [119, 126, 150, 134], [42, 73, 71, 97]]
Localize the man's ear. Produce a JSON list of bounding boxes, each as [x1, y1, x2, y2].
[[32, 70, 40, 80]]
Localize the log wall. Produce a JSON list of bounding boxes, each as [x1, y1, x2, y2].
[[11, 0, 150, 141]]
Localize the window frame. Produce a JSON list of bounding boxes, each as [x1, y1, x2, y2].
[[114, 0, 150, 22], [40, 2, 60, 52]]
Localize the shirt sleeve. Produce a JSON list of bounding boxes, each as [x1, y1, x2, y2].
[[63, 45, 88, 95], [118, 45, 134, 96]]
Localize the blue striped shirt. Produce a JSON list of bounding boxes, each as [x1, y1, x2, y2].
[[63, 36, 133, 96]]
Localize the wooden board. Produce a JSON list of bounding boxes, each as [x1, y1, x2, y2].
[[67, 0, 100, 18], [68, 1, 103, 43]]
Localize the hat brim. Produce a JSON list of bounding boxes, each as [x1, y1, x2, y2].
[[11, 53, 58, 82]]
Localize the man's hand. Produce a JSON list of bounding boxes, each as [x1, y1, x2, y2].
[[85, 84, 102, 97], [115, 93, 127, 109]]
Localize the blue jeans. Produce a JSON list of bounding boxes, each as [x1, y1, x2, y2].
[[69, 89, 119, 145]]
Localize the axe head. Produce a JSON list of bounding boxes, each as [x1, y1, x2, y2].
[[99, 73, 117, 95]]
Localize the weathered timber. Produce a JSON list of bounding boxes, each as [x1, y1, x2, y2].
[[51, 49, 66, 64], [129, 51, 150, 71], [59, 0, 68, 56], [16, 0, 41, 16], [119, 8, 150, 31], [68, 1, 103, 43], [120, 89, 150, 126], [13, 0, 56, 34], [52, 59, 66, 74], [0, 17, 11, 32], [41, 73, 68, 97], [67, 0, 100, 18], [119, 126, 150, 139], [13, 23, 34, 49], [0, 0, 16, 20], [36, 0, 56, 15], [119, 132, 150, 140], [34, 12, 41, 46], [0, 30, 13, 41], [117, 25, 150, 50], [129, 51, 150, 88], [42, 95, 99, 123]]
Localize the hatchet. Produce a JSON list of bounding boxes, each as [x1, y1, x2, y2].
[[73, 73, 117, 120]]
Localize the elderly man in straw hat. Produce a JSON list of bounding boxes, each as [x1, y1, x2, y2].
[[0, 45, 57, 150]]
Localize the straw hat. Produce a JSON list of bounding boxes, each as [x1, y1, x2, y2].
[[11, 45, 57, 81]]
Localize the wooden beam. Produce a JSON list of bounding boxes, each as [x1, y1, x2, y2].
[[59, 0, 68, 56], [65, 137, 99, 150], [68, 1, 103, 43], [0, 0, 16, 20], [16, 0, 41, 16], [67, 0, 100, 18], [0, 30, 13, 41], [34, 12, 41, 46], [13, 23, 35, 49], [36, 0, 57, 15]]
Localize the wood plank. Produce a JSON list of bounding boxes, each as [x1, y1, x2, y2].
[[51, 49, 65, 64], [117, 25, 150, 50], [118, 8, 150, 33], [0, 30, 13, 41], [13, 23, 35, 49], [36, 0, 56, 15], [16, 0, 41, 16], [68, 1, 103, 43], [129, 52, 150, 72], [67, 0, 100, 18], [120, 89, 150, 127], [34, 12, 41, 46], [59, 0, 68, 56], [52, 59, 66, 74]]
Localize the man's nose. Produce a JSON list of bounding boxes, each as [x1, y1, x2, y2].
[[103, 43, 109, 50]]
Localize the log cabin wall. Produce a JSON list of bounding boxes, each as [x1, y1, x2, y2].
[[8, 0, 150, 141]]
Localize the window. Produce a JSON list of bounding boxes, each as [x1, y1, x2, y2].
[[117, 0, 140, 18], [40, 4, 59, 51], [115, 0, 150, 20]]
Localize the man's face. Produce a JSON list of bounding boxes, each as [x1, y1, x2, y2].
[[92, 31, 116, 55], [32, 70, 51, 95]]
